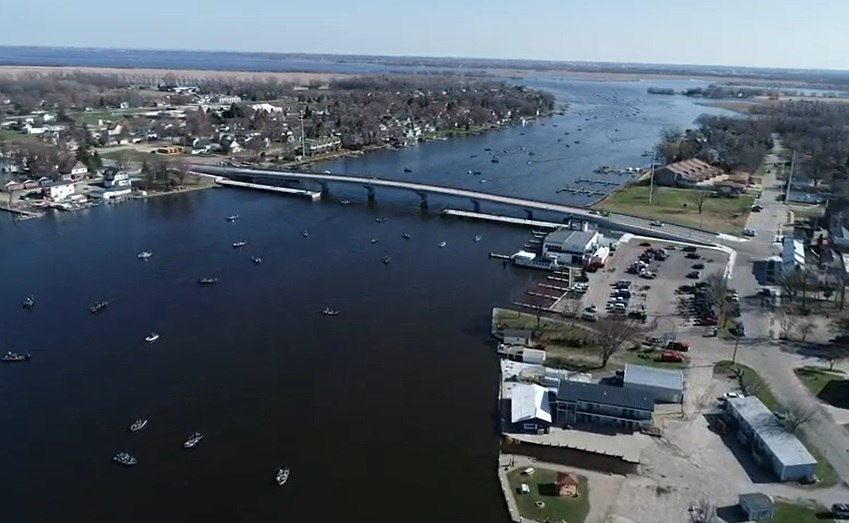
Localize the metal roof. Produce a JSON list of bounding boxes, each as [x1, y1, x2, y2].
[[623, 364, 684, 391], [503, 329, 532, 339], [556, 381, 655, 412], [510, 383, 552, 424], [739, 493, 774, 513], [727, 397, 816, 468], [782, 239, 805, 268], [544, 228, 598, 254]]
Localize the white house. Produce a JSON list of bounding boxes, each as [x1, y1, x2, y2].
[[503, 329, 532, 346], [102, 186, 132, 199], [103, 167, 131, 188], [42, 181, 75, 200], [217, 95, 242, 104]]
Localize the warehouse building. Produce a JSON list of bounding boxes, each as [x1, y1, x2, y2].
[[726, 396, 817, 482], [541, 227, 601, 265], [622, 364, 684, 404]]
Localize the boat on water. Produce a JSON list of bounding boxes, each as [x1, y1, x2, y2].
[[322, 308, 339, 316], [491, 158, 499, 163], [472, 171, 482, 175], [339, 200, 351, 205], [130, 419, 148, 432], [438, 241, 447, 248], [252, 256, 262, 264], [22, 295, 34, 309], [198, 278, 218, 285], [90, 301, 109, 313], [184, 432, 204, 448], [303, 230, 309, 237], [401, 233, 411, 239], [474, 236, 482, 242], [226, 215, 239, 222], [1, 352, 31, 362], [383, 256, 391, 264], [403, 168, 413, 173], [479, 179, 487, 184], [113, 452, 137, 466], [232, 241, 247, 248], [375, 217, 387, 223], [370, 238, 380, 244], [275, 467, 290, 486], [145, 333, 159, 343], [137, 251, 152, 259]]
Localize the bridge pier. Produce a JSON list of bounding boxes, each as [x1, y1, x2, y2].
[[415, 191, 428, 209], [319, 181, 330, 196], [470, 199, 481, 213], [524, 209, 534, 220], [363, 185, 375, 202]]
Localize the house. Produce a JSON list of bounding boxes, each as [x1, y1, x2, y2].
[[249, 103, 283, 113], [0, 160, 21, 174], [542, 228, 601, 265], [653, 158, 722, 187], [503, 329, 532, 346], [765, 239, 805, 283], [555, 472, 579, 497], [508, 383, 552, 434], [217, 95, 242, 104], [738, 492, 775, 521], [103, 167, 131, 188], [622, 364, 684, 404], [726, 396, 817, 482], [522, 348, 546, 365], [101, 186, 132, 200], [554, 381, 655, 432], [301, 136, 342, 155], [59, 161, 88, 181], [42, 181, 75, 201]]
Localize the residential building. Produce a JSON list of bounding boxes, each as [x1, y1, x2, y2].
[[101, 186, 132, 200], [301, 136, 342, 155], [653, 158, 722, 187], [554, 381, 655, 432], [726, 396, 816, 482], [249, 103, 283, 113], [622, 364, 684, 404], [738, 493, 775, 521], [503, 329, 532, 346], [42, 181, 75, 200], [765, 239, 805, 283], [541, 227, 601, 265], [103, 167, 131, 188], [60, 161, 88, 181], [521, 348, 546, 365], [508, 383, 552, 434], [217, 95, 242, 104]]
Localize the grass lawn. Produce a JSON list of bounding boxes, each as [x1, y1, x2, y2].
[[621, 346, 689, 369], [773, 501, 833, 523], [0, 129, 23, 141], [792, 204, 826, 220], [99, 148, 166, 164], [492, 307, 591, 342], [71, 110, 140, 125], [506, 468, 590, 523], [593, 186, 755, 235], [714, 361, 838, 487], [794, 366, 845, 397]]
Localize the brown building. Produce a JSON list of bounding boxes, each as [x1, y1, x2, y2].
[[653, 159, 722, 187], [555, 472, 579, 497]]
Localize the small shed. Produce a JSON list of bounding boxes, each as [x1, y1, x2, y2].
[[522, 348, 546, 365], [503, 329, 532, 346], [622, 364, 684, 404], [739, 492, 774, 521], [555, 472, 579, 497]]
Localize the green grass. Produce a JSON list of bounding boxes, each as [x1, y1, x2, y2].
[[773, 501, 833, 523], [491, 307, 591, 343], [621, 346, 689, 369], [506, 468, 590, 523], [714, 361, 837, 487], [593, 186, 755, 235], [0, 129, 23, 141], [794, 366, 845, 397], [99, 148, 162, 163], [792, 204, 826, 220], [71, 110, 136, 125]]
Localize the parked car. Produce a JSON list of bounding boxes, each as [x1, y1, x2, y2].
[[585, 305, 598, 313], [751, 204, 763, 212], [831, 504, 849, 519], [656, 352, 683, 363], [667, 340, 690, 352], [650, 220, 663, 227], [682, 246, 697, 252], [639, 242, 651, 247], [685, 252, 701, 259], [743, 228, 757, 237], [691, 263, 705, 270], [686, 271, 701, 279], [704, 327, 718, 337]]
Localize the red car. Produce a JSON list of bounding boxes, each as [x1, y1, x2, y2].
[[667, 341, 690, 352], [656, 352, 684, 363]]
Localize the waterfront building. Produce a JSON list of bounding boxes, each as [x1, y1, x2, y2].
[[103, 167, 132, 189], [508, 383, 552, 434], [622, 364, 684, 404], [652, 158, 722, 187], [503, 329, 532, 346], [42, 181, 75, 201], [554, 381, 655, 432], [541, 227, 601, 266]]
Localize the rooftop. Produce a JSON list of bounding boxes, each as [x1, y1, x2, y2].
[[738, 492, 774, 513], [623, 364, 684, 391], [557, 381, 655, 412], [510, 383, 552, 424], [503, 329, 532, 339], [661, 158, 721, 181], [727, 396, 816, 468], [545, 228, 598, 253]]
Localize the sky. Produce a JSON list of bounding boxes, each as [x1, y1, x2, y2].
[[5, 0, 849, 70]]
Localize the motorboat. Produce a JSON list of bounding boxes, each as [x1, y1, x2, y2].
[[22, 295, 34, 309], [401, 233, 411, 239], [370, 238, 380, 244], [479, 179, 486, 183], [322, 308, 339, 316], [403, 168, 413, 173], [383, 256, 391, 264], [184, 432, 204, 448], [113, 452, 137, 466], [145, 333, 159, 343], [491, 158, 499, 163], [375, 217, 387, 223], [275, 467, 290, 486], [339, 200, 351, 205], [198, 278, 218, 285], [90, 301, 109, 313], [226, 215, 239, 222], [137, 251, 152, 259], [252, 256, 262, 264], [1, 352, 31, 362], [472, 171, 482, 175], [438, 241, 447, 248], [232, 241, 247, 248], [130, 419, 148, 432], [474, 236, 482, 242], [302, 230, 309, 238]]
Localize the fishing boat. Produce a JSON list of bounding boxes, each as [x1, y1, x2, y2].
[[339, 200, 351, 205], [370, 238, 379, 244], [474, 236, 482, 242], [275, 467, 290, 486], [137, 251, 152, 259], [184, 432, 204, 448], [322, 308, 339, 316], [226, 215, 239, 222], [383, 256, 391, 264], [302, 230, 309, 238], [130, 419, 148, 432], [375, 217, 387, 223], [145, 333, 159, 343], [401, 233, 411, 239], [22, 295, 34, 309], [252, 256, 262, 264], [1, 352, 31, 362], [198, 277, 218, 285], [113, 452, 137, 466], [232, 241, 247, 248], [438, 241, 447, 248], [90, 301, 109, 313]]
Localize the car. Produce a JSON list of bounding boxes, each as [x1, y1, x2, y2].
[[743, 228, 757, 237], [667, 340, 690, 352], [666, 245, 677, 250], [682, 246, 697, 252], [831, 504, 849, 518], [585, 305, 598, 313], [691, 263, 705, 270], [704, 327, 718, 337], [685, 252, 701, 259], [650, 220, 663, 227], [639, 242, 651, 247], [686, 271, 700, 279], [751, 204, 763, 212], [656, 351, 683, 363], [723, 392, 743, 399]]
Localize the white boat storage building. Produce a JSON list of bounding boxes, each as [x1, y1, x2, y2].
[[622, 364, 684, 404]]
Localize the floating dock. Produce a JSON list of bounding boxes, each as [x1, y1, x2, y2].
[[216, 179, 321, 200], [441, 209, 562, 229]]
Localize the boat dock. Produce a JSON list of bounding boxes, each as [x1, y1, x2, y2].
[[215, 179, 321, 200], [575, 177, 621, 186], [489, 252, 512, 260], [554, 187, 607, 196], [0, 203, 43, 217], [441, 209, 562, 229]]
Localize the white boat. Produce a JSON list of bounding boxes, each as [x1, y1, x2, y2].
[[226, 215, 239, 222], [137, 251, 152, 259], [184, 432, 203, 448], [233, 241, 247, 248], [438, 241, 447, 248], [252, 256, 262, 264], [339, 200, 351, 205], [130, 419, 148, 432], [145, 333, 159, 343], [370, 238, 379, 244], [474, 236, 482, 242], [322, 308, 339, 316], [113, 452, 137, 466], [303, 230, 309, 238], [276, 467, 290, 486]]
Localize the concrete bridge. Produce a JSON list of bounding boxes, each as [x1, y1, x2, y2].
[[195, 165, 725, 245]]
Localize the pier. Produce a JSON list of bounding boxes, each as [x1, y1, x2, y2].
[[575, 177, 621, 186], [554, 186, 606, 196], [440, 209, 561, 229], [215, 178, 321, 200], [0, 203, 43, 217]]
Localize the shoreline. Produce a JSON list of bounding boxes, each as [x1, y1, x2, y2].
[[0, 65, 350, 82]]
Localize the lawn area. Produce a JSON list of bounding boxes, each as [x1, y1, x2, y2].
[[714, 361, 838, 487], [506, 467, 590, 523], [794, 366, 845, 397], [792, 204, 826, 220], [71, 109, 139, 125], [491, 307, 591, 343], [620, 346, 689, 369], [593, 186, 755, 234], [99, 148, 168, 164], [773, 501, 833, 523], [0, 129, 23, 141]]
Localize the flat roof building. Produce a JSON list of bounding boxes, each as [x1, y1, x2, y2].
[[509, 383, 552, 434], [555, 381, 655, 432], [623, 364, 684, 404], [542, 228, 600, 266]]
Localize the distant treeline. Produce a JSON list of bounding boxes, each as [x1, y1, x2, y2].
[[647, 85, 773, 98]]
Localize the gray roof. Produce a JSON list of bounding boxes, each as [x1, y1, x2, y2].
[[727, 396, 816, 468], [503, 329, 532, 339], [623, 364, 684, 391], [738, 493, 774, 513], [545, 228, 597, 254], [556, 381, 655, 412]]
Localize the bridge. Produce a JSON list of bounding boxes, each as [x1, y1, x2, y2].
[[195, 165, 725, 245]]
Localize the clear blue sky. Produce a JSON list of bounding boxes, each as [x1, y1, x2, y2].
[[5, 0, 849, 70]]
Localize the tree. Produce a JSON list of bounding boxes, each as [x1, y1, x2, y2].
[[688, 190, 711, 214], [172, 158, 191, 186], [797, 320, 815, 342], [112, 150, 129, 173], [593, 317, 640, 367], [779, 401, 817, 432], [822, 344, 849, 371], [776, 308, 798, 340]]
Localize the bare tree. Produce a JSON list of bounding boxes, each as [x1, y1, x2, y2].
[[822, 343, 849, 371], [780, 401, 817, 432], [688, 190, 711, 214], [594, 317, 640, 367], [797, 320, 815, 342], [776, 308, 798, 340], [112, 150, 129, 173], [830, 313, 849, 339], [172, 158, 191, 187]]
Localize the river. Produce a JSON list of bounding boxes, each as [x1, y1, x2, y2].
[[0, 72, 730, 522]]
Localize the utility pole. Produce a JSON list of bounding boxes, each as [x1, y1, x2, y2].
[[299, 109, 306, 159], [731, 330, 741, 364], [784, 150, 796, 206], [648, 150, 657, 205]]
